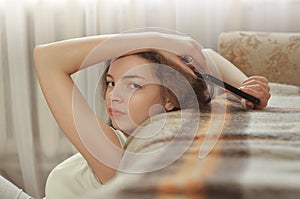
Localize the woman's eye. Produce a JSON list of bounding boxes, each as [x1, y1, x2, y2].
[[106, 81, 115, 87], [129, 83, 142, 89]]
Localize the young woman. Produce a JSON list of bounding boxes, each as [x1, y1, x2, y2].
[[34, 32, 270, 198]]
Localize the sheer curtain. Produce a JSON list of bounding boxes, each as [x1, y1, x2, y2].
[[0, 0, 299, 198]]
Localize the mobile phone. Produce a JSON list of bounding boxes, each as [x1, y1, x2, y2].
[[193, 69, 260, 105]]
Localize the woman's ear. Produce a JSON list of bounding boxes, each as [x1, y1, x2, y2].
[[164, 98, 175, 111]]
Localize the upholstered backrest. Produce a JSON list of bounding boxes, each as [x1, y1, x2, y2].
[[218, 31, 300, 86]]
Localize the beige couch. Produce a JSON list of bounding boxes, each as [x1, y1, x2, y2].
[[218, 31, 300, 86]]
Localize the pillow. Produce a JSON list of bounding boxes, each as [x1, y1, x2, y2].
[[218, 31, 300, 86]]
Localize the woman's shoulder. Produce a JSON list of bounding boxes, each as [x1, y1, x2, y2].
[[52, 152, 85, 169], [45, 153, 102, 198]]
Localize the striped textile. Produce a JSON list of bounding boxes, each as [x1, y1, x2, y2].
[[86, 83, 300, 199]]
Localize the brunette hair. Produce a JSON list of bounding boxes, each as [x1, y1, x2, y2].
[[101, 51, 211, 112]]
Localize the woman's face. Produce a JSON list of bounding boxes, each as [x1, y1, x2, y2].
[[105, 55, 167, 135]]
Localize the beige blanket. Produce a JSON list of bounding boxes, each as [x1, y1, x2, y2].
[[86, 83, 300, 199]]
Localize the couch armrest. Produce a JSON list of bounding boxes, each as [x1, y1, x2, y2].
[[218, 31, 300, 86]]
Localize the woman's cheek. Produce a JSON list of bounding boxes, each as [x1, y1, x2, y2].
[[128, 97, 146, 123]]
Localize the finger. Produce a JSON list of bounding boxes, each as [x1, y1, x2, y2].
[[241, 98, 255, 110], [183, 42, 209, 73], [241, 79, 270, 93], [240, 86, 269, 109], [242, 76, 268, 83], [241, 84, 271, 101], [246, 100, 255, 109], [182, 54, 211, 76], [242, 76, 269, 85], [176, 56, 198, 78], [161, 52, 198, 78]]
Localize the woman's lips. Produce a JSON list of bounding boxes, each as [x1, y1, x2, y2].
[[107, 108, 125, 116]]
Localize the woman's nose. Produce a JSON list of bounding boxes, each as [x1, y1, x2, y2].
[[109, 85, 123, 103]]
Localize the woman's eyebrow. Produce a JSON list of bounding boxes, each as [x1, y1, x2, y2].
[[106, 73, 146, 80], [106, 74, 114, 79], [122, 75, 146, 80]]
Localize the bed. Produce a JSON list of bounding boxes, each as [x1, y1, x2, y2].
[[84, 31, 300, 199]]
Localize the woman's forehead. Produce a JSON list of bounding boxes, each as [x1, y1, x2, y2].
[[108, 55, 158, 79]]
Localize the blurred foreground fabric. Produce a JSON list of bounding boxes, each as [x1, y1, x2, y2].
[[85, 82, 300, 199]]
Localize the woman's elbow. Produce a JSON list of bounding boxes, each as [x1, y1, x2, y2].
[[34, 45, 47, 69]]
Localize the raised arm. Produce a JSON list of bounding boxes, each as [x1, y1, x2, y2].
[[34, 35, 123, 184]]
